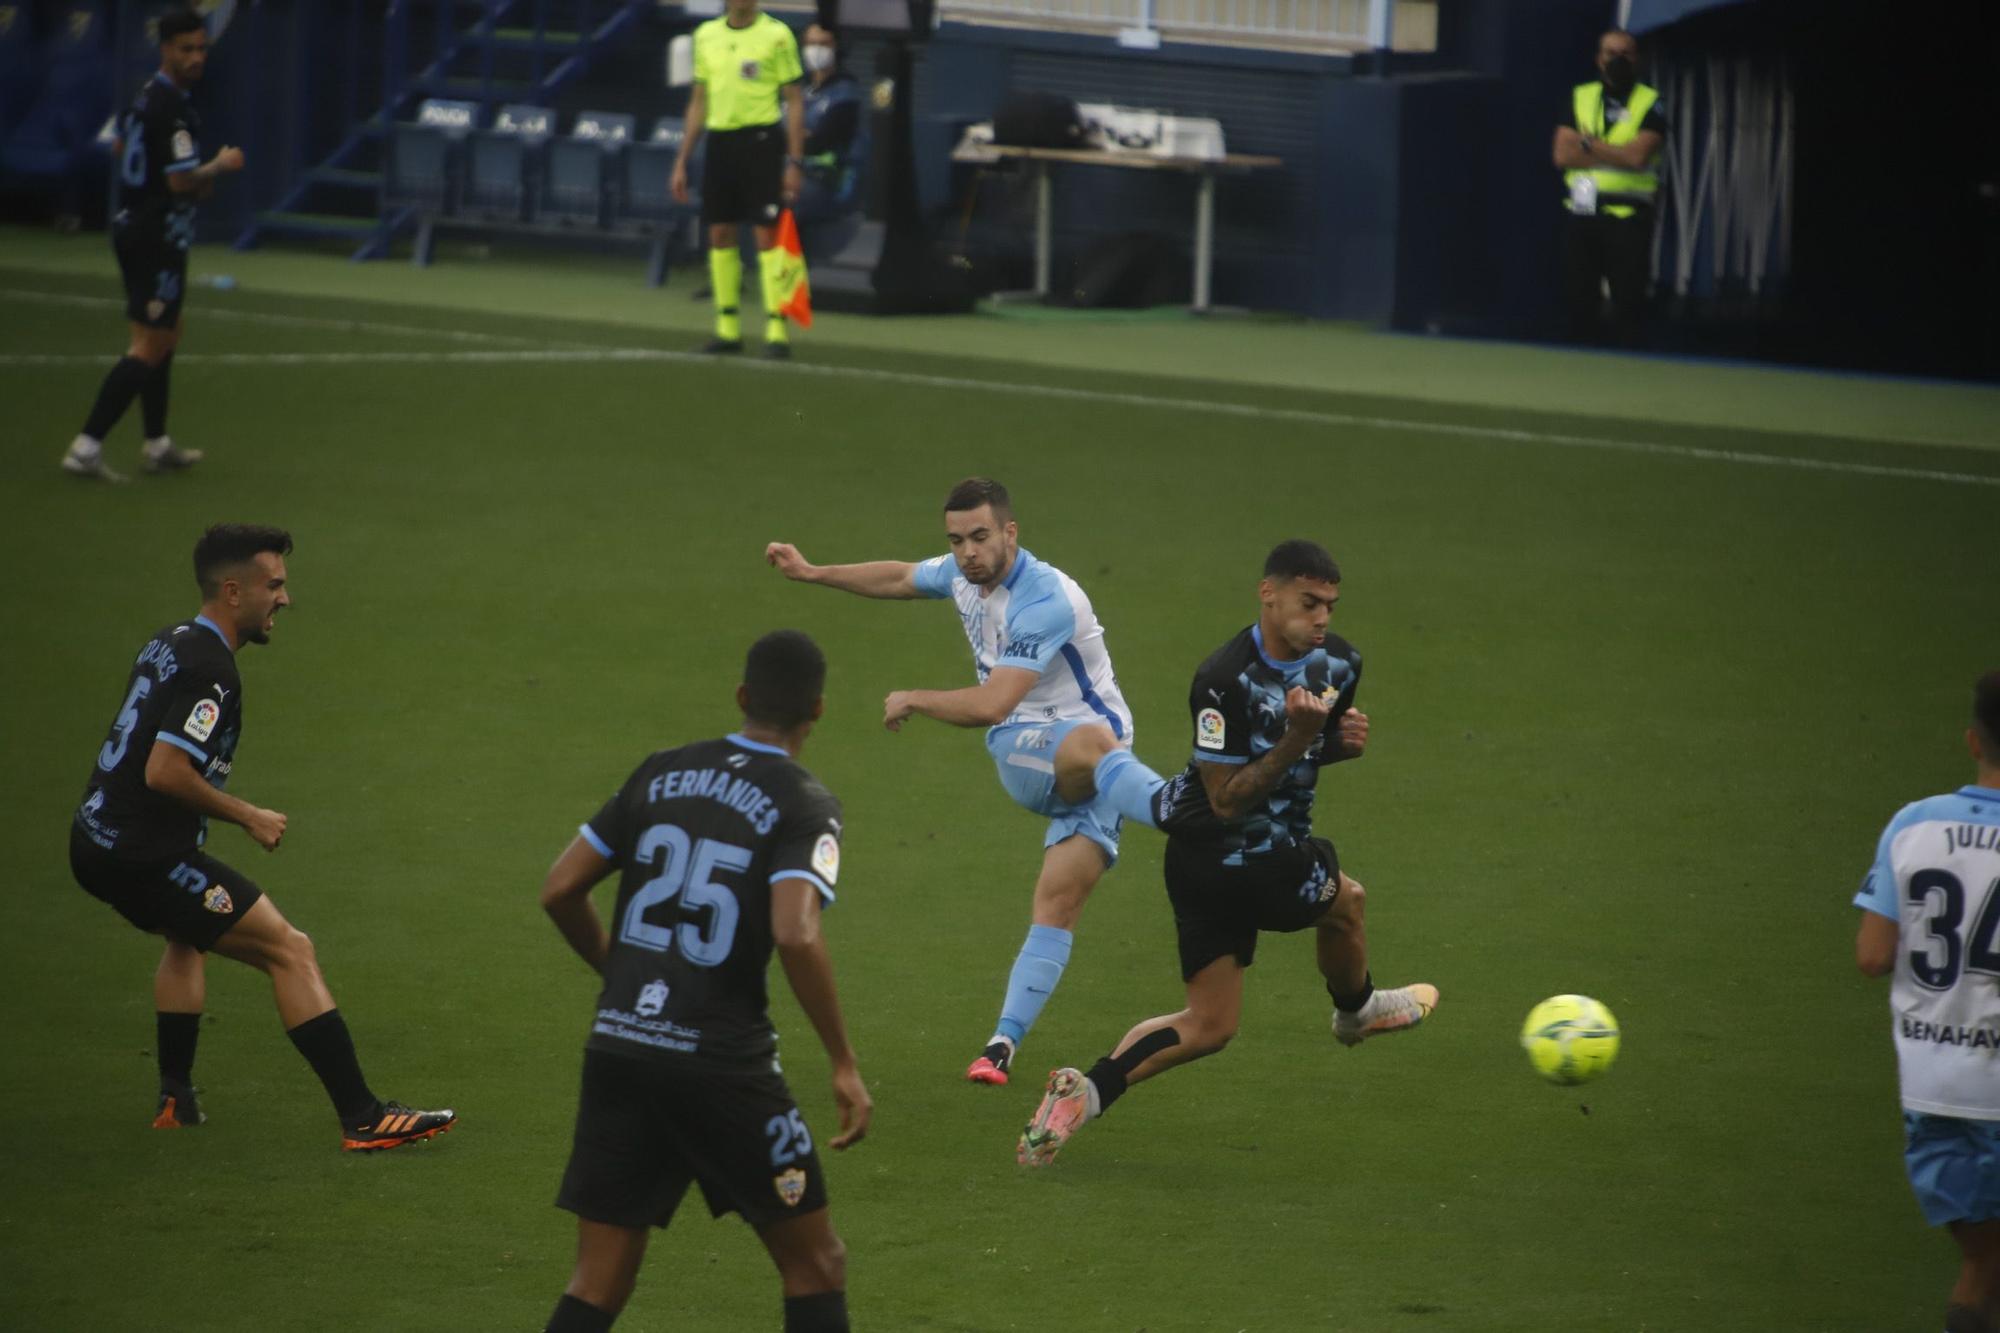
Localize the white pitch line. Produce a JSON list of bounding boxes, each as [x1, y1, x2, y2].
[[3, 301, 1994, 489], [0, 286, 578, 347]]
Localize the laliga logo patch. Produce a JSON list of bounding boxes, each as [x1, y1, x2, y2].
[[202, 885, 234, 914], [1196, 707, 1226, 751], [811, 832, 840, 885], [740, 59, 760, 79], [172, 129, 194, 161], [636, 980, 669, 1017], [773, 1168, 807, 1207], [185, 698, 220, 742]]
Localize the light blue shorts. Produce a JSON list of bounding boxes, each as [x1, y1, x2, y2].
[[1904, 1111, 2000, 1226], [985, 719, 1122, 866]]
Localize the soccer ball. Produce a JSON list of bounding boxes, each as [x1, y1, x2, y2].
[[1520, 994, 1620, 1086]]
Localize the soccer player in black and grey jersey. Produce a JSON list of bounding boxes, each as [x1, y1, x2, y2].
[[69, 524, 455, 1151], [1019, 540, 1439, 1166], [540, 630, 870, 1333], [60, 8, 241, 482]]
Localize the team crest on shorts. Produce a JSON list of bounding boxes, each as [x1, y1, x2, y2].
[[147, 299, 166, 321], [202, 885, 234, 914], [636, 980, 669, 1017], [773, 1168, 807, 1207]]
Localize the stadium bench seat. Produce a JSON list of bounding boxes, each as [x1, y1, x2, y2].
[[542, 109, 633, 229], [464, 102, 552, 223]]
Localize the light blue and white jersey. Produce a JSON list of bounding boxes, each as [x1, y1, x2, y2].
[[911, 547, 1133, 738], [1855, 784, 2000, 1120]]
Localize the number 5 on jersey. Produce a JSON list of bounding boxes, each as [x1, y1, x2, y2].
[[619, 824, 747, 965]]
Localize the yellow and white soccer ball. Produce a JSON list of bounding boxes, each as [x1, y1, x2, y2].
[[1520, 994, 1620, 1086]]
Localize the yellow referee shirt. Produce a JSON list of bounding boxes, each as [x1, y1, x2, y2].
[[693, 13, 802, 131]]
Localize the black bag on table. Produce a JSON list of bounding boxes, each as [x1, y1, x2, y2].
[[992, 92, 1085, 149]]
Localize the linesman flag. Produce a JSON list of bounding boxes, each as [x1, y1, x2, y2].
[[774, 209, 813, 329]]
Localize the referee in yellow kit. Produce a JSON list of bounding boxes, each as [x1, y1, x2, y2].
[[672, 0, 807, 359]]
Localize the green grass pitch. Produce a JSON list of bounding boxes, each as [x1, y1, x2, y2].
[[1, 249, 1996, 1331]]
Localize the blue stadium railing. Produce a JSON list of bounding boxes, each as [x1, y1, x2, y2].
[[233, 0, 652, 260]]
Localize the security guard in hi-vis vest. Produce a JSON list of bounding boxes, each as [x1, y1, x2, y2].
[[671, 0, 807, 359], [1551, 28, 1665, 347]]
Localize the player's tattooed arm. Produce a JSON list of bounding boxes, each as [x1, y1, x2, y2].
[[542, 837, 616, 973], [773, 878, 872, 1149], [765, 542, 921, 599], [143, 740, 288, 850], [1197, 685, 1329, 819]]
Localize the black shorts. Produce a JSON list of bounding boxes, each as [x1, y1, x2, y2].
[[1163, 835, 1341, 980], [701, 125, 785, 228], [557, 1048, 829, 1231], [69, 825, 263, 951], [114, 227, 187, 329]]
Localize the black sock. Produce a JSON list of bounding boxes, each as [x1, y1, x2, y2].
[[545, 1293, 615, 1333], [783, 1291, 848, 1333], [82, 356, 152, 441], [1945, 1305, 1991, 1333], [1084, 1057, 1127, 1114], [1329, 971, 1374, 1014], [141, 352, 173, 439], [157, 1011, 200, 1086], [284, 1009, 381, 1127]]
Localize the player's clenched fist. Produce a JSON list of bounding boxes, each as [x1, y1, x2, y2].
[[245, 806, 287, 851], [214, 145, 245, 172], [1283, 684, 1330, 733], [765, 542, 815, 582], [1336, 707, 1369, 757]]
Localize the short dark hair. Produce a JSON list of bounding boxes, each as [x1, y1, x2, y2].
[[1975, 671, 2000, 751], [944, 477, 1012, 525], [1263, 539, 1341, 585], [193, 524, 293, 597], [158, 9, 206, 43], [743, 630, 826, 729]]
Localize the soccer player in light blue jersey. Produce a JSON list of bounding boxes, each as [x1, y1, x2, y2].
[[1855, 671, 2000, 1333], [766, 478, 1175, 1084]]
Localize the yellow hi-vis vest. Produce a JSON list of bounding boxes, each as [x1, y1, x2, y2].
[[1566, 81, 1660, 219]]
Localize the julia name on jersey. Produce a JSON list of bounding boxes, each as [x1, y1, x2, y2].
[[1902, 1016, 2000, 1049], [1942, 824, 2000, 854], [647, 767, 781, 836]]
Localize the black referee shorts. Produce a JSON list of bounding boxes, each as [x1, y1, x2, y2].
[[556, 1048, 829, 1231], [114, 225, 187, 330], [69, 824, 264, 951], [701, 124, 786, 229], [1164, 835, 1342, 980]]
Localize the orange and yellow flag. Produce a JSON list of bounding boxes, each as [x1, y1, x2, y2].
[[774, 209, 813, 329]]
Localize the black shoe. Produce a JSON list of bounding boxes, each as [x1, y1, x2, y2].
[[701, 338, 743, 355], [762, 341, 792, 361], [1152, 770, 1221, 838], [341, 1100, 457, 1152], [152, 1080, 205, 1128]]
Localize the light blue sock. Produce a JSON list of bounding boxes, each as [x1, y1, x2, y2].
[[995, 924, 1073, 1046], [1094, 748, 1166, 829]]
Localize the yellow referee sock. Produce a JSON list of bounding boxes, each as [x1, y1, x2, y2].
[[709, 247, 743, 342], [758, 247, 789, 345]]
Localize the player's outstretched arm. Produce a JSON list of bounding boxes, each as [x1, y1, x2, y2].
[[143, 740, 287, 850], [766, 542, 921, 599], [542, 837, 616, 973], [884, 666, 1038, 732], [773, 877, 871, 1149]]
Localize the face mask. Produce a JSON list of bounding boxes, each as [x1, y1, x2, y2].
[[1602, 55, 1636, 92], [804, 45, 835, 73]]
